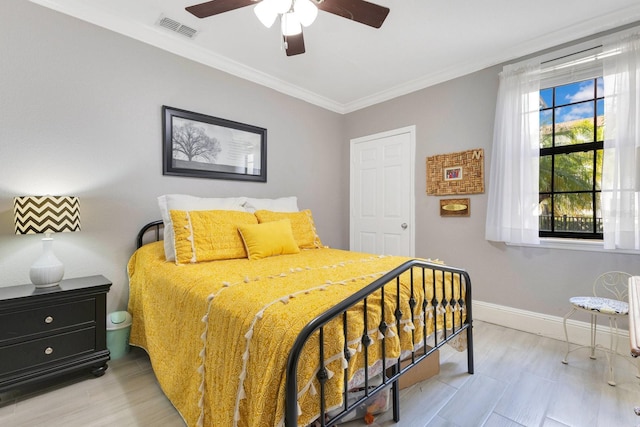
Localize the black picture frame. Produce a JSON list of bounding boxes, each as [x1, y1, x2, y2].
[[162, 106, 267, 182]]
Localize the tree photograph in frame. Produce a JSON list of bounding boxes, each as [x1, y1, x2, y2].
[[162, 106, 267, 182]]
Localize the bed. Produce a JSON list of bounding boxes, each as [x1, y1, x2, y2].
[[127, 199, 473, 427]]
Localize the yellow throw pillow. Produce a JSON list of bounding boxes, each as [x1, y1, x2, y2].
[[254, 209, 323, 249], [237, 220, 300, 260], [169, 210, 258, 263]]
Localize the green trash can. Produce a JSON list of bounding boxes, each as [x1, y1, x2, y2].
[[106, 311, 132, 360]]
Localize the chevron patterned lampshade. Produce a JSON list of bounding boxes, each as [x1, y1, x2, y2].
[[13, 196, 81, 287], [14, 196, 81, 235]]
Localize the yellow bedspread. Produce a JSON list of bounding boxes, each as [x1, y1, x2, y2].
[[127, 242, 465, 427]]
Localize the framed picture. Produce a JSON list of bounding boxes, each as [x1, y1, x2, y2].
[[440, 198, 470, 217], [163, 106, 267, 182], [426, 149, 484, 195], [444, 166, 463, 181]]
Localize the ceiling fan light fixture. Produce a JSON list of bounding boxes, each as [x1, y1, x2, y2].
[[293, 0, 318, 27], [186, 0, 390, 57], [254, 1, 278, 28], [281, 12, 302, 36], [270, 0, 294, 15]]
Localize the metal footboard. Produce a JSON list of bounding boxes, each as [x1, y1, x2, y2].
[[285, 259, 473, 426]]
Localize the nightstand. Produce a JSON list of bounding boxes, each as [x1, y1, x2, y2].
[[0, 275, 112, 392]]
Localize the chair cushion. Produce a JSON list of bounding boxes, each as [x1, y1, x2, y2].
[[569, 296, 629, 315]]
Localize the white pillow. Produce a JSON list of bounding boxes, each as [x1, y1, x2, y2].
[[157, 195, 247, 261], [242, 196, 299, 213]]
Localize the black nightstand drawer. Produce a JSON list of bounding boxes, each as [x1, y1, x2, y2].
[[0, 327, 96, 375], [0, 298, 95, 343], [0, 276, 111, 392]]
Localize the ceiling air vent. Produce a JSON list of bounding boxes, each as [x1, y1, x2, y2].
[[157, 16, 198, 39]]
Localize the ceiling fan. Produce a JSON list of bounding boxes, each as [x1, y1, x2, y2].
[[185, 0, 390, 56]]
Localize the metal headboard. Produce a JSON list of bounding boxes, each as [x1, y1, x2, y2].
[[136, 220, 164, 248]]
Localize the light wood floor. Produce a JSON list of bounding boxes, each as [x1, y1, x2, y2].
[[1, 320, 640, 426]]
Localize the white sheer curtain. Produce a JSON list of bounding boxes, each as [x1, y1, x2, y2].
[[602, 32, 640, 250], [485, 61, 541, 244]]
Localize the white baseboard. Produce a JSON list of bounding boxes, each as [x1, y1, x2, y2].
[[472, 300, 632, 356]]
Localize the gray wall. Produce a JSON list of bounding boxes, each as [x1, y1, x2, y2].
[[0, 1, 347, 313], [2, 1, 638, 323], [345, 64, 640, 321]]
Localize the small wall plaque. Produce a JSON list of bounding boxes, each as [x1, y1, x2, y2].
[[440, 198, 470, 217]]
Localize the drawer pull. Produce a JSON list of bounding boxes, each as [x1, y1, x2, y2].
[[44, 347, 54, 355], [44, 316, 54, 324]]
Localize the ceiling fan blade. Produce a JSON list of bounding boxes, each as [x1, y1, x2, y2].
[[284, 32, 305, 56], [186, 0, 256, 18], [315, 0, 389, 28]]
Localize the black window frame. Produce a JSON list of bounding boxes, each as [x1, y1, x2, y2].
[[539, 77, 603, 240]]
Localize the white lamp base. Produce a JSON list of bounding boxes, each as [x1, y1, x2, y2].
[[30, 237, 64, 287]]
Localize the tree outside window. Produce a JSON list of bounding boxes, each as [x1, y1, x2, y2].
[[538, 78, 603, 238]]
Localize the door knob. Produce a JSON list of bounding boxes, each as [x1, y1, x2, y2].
[[401, 223, 408, 229]]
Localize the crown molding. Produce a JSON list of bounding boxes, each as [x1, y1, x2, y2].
[[29, 1, 640, 115], [29, 0, 346, 113], [343, 6, 640, 113]]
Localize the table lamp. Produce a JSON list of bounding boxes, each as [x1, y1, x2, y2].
[[13, 196, 81, 287]]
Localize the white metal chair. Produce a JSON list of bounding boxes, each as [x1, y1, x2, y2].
[[561, 271, 632, 386]]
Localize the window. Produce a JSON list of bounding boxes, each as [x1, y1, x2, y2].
[[538, 78, 604, 239], [486, 30, 640, 250]]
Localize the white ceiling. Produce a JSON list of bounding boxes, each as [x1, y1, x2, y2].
[[31, 0, 640, 113]]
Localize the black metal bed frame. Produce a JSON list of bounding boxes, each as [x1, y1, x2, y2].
[[136, 220, 474, 426]]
